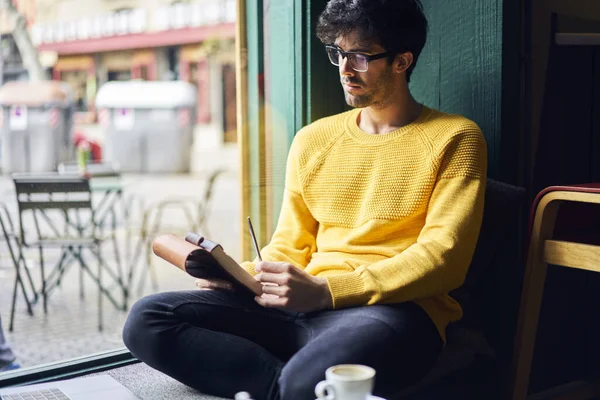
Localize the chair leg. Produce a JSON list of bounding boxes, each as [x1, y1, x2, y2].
[[21, 256, 37, 303], [127, 231, 145, 296], [149, 252, 159, 293], [51, 248, 71, 289], [137, 237, 159, 296], [110, 209, 124, 289], [9, 270, 35, 332], [98, 254, 103, 332], [79, 246, 84, 300], [510, 199, 561, 400], [39, 246, 47, 314], [9, 245, 34, 326], [17, 260, 34, 317], [9, 272, 19, 332], [511, 258, 550, 400]]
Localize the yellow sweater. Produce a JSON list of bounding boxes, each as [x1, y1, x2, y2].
[[242, 106, 487, 341]]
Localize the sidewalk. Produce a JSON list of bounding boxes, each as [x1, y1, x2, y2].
[[0, 152, 241, 369]]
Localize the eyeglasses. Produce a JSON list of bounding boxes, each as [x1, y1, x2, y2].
[[325, 45, 390, 72]]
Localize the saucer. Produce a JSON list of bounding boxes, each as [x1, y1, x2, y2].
[[315, 396, 385, 400]]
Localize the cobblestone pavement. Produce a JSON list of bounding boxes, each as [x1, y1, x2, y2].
[[0, 166, 241, 371]]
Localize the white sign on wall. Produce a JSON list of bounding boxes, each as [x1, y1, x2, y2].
[[9, 105, 28, 131], [114, 108, 135, 131]]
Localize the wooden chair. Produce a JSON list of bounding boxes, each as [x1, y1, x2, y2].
[[510, 184, 600, 400]]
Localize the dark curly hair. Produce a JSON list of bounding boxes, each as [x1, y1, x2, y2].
[[316, 0, 428, 82]]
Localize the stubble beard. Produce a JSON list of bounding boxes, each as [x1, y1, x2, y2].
[[343, 68, 394, 109], [344, 91, 374, 108]]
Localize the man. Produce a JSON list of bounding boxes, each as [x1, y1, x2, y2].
[[123, 0, 487, 399], [0, 316, 19, 372]]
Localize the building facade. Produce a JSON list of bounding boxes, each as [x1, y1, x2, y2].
[[0, 0, 39, 84], [1, 0, 236, 141]]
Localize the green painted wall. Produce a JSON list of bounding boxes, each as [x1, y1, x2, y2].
[[410, 0, 504, 179], [306, 0, 347, 123]]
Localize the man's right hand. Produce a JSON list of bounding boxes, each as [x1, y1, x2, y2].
[[195, 278, 235, 291]]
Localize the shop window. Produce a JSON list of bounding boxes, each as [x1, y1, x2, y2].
[[108, 70, 132, 81]]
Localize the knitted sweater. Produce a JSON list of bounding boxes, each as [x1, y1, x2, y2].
[[242, 106, 487, 341]]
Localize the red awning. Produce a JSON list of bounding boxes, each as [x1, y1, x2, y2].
[[37, 23, 235, 55]]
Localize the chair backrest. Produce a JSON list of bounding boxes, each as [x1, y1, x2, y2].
[[450, 178, 527, 361], [12, 174, 93, 244], [202, 169, 225, 205], [13, 175, 92, 210]]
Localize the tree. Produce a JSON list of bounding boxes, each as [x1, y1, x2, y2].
[[0, 0, 47, 81]]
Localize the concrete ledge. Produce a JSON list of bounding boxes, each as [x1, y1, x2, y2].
[[86, 362, 227, 400]]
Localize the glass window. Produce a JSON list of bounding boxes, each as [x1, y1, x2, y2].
[[0, 0, 239, 375]]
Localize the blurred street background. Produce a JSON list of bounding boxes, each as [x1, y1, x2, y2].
[[0, 0, 243, 371], [0, 150, 241, 368]]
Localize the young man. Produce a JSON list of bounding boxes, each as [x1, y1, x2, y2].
[[123, 1, 487, 399]]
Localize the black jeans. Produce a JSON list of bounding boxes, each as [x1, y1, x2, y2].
[[123, 290, 443, 400]]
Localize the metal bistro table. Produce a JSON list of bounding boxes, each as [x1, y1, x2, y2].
[[61, 166, 140, 311]]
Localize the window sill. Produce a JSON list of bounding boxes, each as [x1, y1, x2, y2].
[[0, 348, 138, 388]]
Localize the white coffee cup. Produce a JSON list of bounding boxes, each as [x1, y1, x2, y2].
[[315, 364, 376, 400]]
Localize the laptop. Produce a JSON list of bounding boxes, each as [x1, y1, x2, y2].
[[0, 375, 139, 400]]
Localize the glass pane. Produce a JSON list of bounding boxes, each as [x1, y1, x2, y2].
[[0, 0, 240, 376]]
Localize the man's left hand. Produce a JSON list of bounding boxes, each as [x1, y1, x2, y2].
[[254, 261, 333, 313]]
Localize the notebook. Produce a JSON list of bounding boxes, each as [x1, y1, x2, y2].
[[152, 232, 263, 297]]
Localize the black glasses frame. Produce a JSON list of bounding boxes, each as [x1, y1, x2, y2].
[[325, 45, 390, 72]]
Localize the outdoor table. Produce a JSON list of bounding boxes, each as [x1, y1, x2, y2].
[[10, 172, 133, 330]]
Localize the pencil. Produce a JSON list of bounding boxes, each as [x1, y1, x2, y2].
[[247, 216, 262, 262]]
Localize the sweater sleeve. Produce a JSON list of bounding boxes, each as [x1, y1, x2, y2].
[[241, 135, 318, 276], [325, 130, 487, 308]]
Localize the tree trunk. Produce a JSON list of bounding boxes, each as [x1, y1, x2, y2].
[[0, 0, 48, 81]]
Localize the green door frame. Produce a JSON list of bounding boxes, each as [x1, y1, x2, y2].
[[239, 0, 345, 260]]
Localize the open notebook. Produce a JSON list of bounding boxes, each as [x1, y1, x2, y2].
[[152, 232, 263, 297]]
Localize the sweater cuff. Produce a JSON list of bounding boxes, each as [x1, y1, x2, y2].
[[240, 261, 258, 277], [325, 271, 370, 309]]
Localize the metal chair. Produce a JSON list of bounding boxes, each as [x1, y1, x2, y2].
[[12, 174, 126, 331], [127, 168, 225, 296], [0, 202, 37, 332]]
